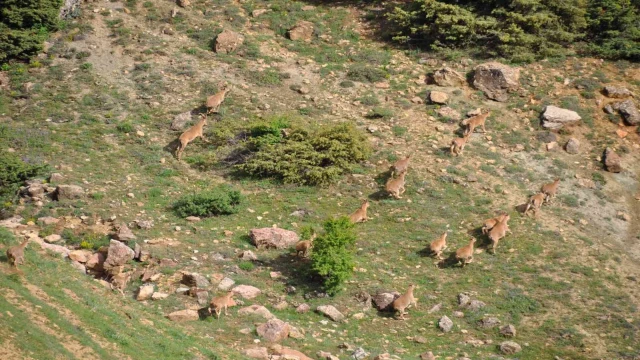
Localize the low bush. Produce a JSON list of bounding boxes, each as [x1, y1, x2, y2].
[[346, 64, 387, 83], [311, 217, 356, 295], [237, 123, 371, 186], [0, 151, 50, 206], [173, 185, 244, 218]]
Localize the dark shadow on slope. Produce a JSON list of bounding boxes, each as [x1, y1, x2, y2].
[[263, 252, 325, 297]]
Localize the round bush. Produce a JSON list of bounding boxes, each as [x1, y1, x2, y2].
[[173, 185, 244, 218]]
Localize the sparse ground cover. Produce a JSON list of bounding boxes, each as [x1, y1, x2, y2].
[[0, 1, 639, 359]]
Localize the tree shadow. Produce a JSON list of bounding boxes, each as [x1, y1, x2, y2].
[[263, 252, 325, 297], [515, 203, 529, 215], [367, 189, 390, 201]]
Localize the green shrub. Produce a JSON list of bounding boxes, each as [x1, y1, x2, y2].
[[585, 0, 640, 61], [0, 151, 50, 206], [339, 80, 355, 88], [311, 217, 356, 295], [173, 185, 245, 218], [116, 121, 134, 133], [346, 64, 387, 83], [238, 261, 254, 271], [367, 107, 394, 119], [247, 116, 290, 150], [0, 0, 63, 63], [237, 123, 371, 186]]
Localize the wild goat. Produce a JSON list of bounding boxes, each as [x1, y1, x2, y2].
[[450, 133, 471, 156], [541, 178, 560, 203], [385, 169, 407, 199], [429, 232, 447, 259], [488, 214, 511, 254], [390, 155, 411, 177], [462, 110, 491, 135], [349, 200, 371, 223], [524, 193, 546, 217], [209, 291, 236, 319], [205, 85, 231, 114], [455, 238, 476, 267], [6, 239, 29, 268], [482, 213, 508, 235], [295, 239, 313, 257], [176, 114, 207, 161], [392, 284, 417, 320]]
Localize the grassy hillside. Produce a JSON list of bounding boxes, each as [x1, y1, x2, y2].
[[1, 1, 639, 359]]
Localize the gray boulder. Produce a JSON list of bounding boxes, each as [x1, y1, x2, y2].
[[603, 85, 634, 99], [215, 29, 244, 54], [473, 62, 520, 102], [432, 67, 465, 87], [55, 185, 84, 200], [250, 228, 299, 249], [614, 99, 640, 125], [541, 106, 581, 130]]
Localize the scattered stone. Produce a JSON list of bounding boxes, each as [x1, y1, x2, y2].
[[614, 99, 640, 125], [44, 234, 62, 243], [166, 309, 199, 322], [271, 345, 313, 360], [176, 0, 190, 8], [603, 85, 634, 99], [85, 252, 105, 272], [151, 292, 169, 300], [478, 316, 501, 329], [114, 224, 136, 241], [352, 347, 368, 360], [452, 311, 464, 318], [296, 303, 310, 313], [420, 351, 436, 360], [604, 147, 622, 173], [182, 273, 210, 288], [256, 319, 290, 342], [367, 125, 379, 133], [428, 90, 449, 104], [616, 129, 629, 138], [436, 106, 461, 120], [238, 305, 274, 319], [288, 20, 315, 42], [136, 219, 154, 230], [439, 315, 453, 332], [39, 240, 70, 257], [250, 228, 299, 249], [274, 301, 288, 310], [37, 216, 59, 226], [467, 300, 486, 311], [218, 277, 235, 290], [375, 82, 390, 89], [547, 142, 558, 151], [49, 173, 64, 183], [427, 303, 442, 314], [232, 285, 261, 299], [433, 67, 465, 87], [55, 185, 84, 200], [565, 138, 580, 154], [411, 96, 424, 104], [414, 336, 428, 344], [239, 250, 258, 261], [103, 240, 135, 273], [500, 324, 517, 337], [500, 341, 522, 354], [617, 211, 631, 221], [215, 29, 244, 54], [137, 284, 154, 301], [372, 292, 399, 311], [69, 250, 90, 263], [317, 305, 345, 322], [243, 347, 269, 359], [301, 5, 315, 11], [288, 326, 305, 339], [69, 260, 86, 274], [541, 106, 581, 130], [185, 216, 200, 222], [175, 286, 190, 295], [170, 111, 191, 131], [473, 62, 520, 102], [458, 293, 471, 306], [604, 104, 616, 114]]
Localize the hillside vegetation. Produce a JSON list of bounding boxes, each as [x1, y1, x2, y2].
[[1, 1, 639, 360]]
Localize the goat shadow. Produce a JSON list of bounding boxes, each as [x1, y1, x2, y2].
[[515, 203, 529, 215]]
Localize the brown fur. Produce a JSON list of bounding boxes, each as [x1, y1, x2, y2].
[[482, 213, 508, 235], [209, 291, 236, 319], [295, 240, 313, 257], [541, 178, 560, 202], [349, 200, 370, 223], [385, 170, 407, 199], [429, 232, 447, 259], [450, 133, 471, 156], [524, 193, 546, 217], [205, 86, 230, 114], [176, 114, 207, 160], [392, 284, 417, 319], [6, 239, 29, 268], [488, 214, 510, 254], [390, 155, 411, 177], [462, 110, 491, 135], [455, 238, 476, 267]]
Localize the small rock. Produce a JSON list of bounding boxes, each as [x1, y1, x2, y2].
[[500, 341, 522, 354], [298, 86, 310, 95], [296, 303, 310, 313], [367, 125, 379, 133], [414, 336, 427, 344], [218, 277, 235, 290], [439, 315, 453, 332], [69, 250, 90, 263], [137, 284, 154, 301], [617, 211, 631, 221], [85, 252, 105, 272], [256, 319, 290, 342], [251, 9, 268, 17], [352, 347, 368, 360], [452, 311, 464, 318], [478, 316, 501, 329], [604, 147, 622, 173], [565, 138, 580, 154], [427, 303, 442, 314], [114, 224, 136, 241], [231, 285, 261, 299], [375, 82, 390, 89], [500, 324, 517, 337], [372, 292, 399, 311], [429, 90, 449, 104], [49, 173, 64, 183], [136, 220, 154, 229], [69, 260, 86, 274], [44, 234, 62, 243], [238, 305, 274, 320], [467, 300, 486, 311], [185, 216, 201, 222], [603, 85, 634, 99], [239, 250, 258, 261], [420, 351, 436, 360], [176, 0, 190, 7], [151, 292, 169, 300], [166, 309, 199, 322], [541, 106, 581, 130], [614, 99, 640, 125], [473, 62, 520, 102], [288, 20, 315, 42], [103, 240, 134, 273], [616, 129, 629, 138], [288, 326, 305, 339], [433, 67, 465, 87], [175, 286, 190, 295], [436, 106, 461, 120], [182, 272, 210, 288], [243, 347, 269, 359], [170, 111, 192, 131], [547, 142, 558, 151], [55, 184, 84, 200], [250, 228, 299, 249], [374, 353, 391, 360], [38, 216, 60, 226], [458, 293, 471, 306], [316, 305, 345, 322], [215, 29, 244, 54], [577, 178, 596, 189], [411, 96, 424, 104]]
